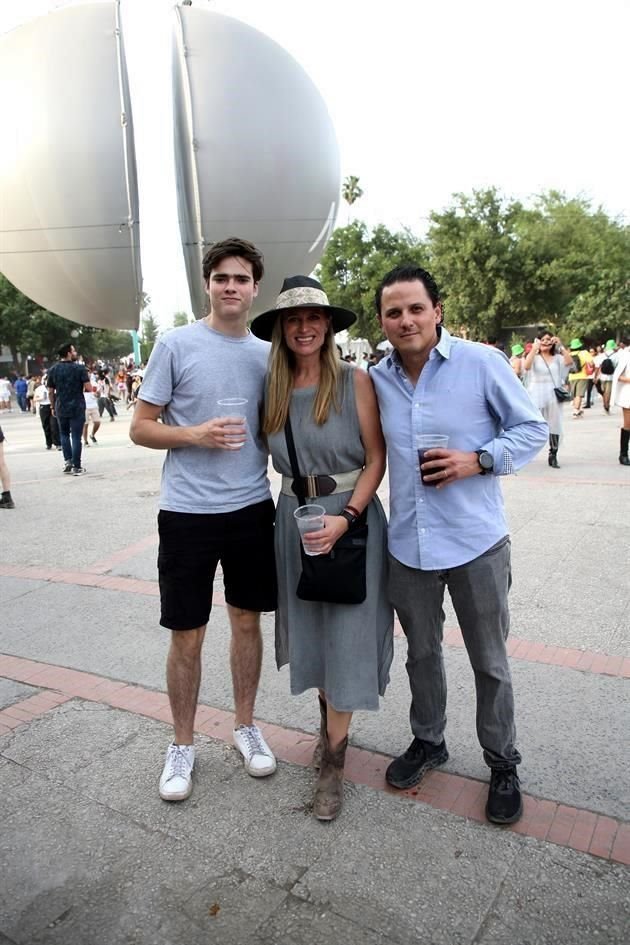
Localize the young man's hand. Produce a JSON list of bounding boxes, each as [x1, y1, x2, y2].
[[193, 417, 247, 450]]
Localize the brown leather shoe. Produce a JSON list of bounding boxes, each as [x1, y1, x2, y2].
[[313, 735, 347, 821], [312, 695, 327, 769]]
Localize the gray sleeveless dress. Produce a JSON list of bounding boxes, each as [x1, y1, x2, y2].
[[267, 363, 394, 712]]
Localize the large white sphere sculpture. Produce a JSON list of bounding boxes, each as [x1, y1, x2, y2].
[[0, 2, 340, 331], [0, 2, 142, 330], [172, 7, 340, 318]]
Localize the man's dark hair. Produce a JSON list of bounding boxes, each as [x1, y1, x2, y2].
[[202, 237, 264, 283], [375, 265, 441, 316], [58, 342, 74, 359]]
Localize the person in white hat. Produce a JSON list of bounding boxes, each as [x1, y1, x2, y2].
[[252, 275, 394, 822]]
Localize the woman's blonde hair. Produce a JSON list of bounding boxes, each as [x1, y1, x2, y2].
[[263, 312, 341, 435]]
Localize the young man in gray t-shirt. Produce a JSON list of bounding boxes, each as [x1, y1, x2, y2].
[[130, 237, 277, 801]]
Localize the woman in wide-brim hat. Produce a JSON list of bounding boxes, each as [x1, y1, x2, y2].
[[251, 275, 393, 822]]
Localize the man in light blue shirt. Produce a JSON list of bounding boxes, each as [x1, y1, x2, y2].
[[371, 265, 547, 825]]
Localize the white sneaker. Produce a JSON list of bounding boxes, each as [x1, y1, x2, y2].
[[159, 743, 195, 801], [233, 724, 277, 777]]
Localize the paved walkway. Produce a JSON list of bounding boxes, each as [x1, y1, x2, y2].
[[0, 401, 628, 944]]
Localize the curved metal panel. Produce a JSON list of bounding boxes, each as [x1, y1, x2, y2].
[[173, 8, 340, 318], [0, 2, 142, 330]]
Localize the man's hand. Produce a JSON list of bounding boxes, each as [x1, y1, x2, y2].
[[420, 449, 483, 489], [192, 416, 247, 450]]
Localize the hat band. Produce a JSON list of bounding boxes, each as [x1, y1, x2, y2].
[[275, 286, 330, 310]]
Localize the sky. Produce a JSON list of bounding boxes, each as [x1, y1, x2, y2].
[[1, 0, 629, 329]]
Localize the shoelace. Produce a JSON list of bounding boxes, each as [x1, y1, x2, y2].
[[166, 746, 191, 779], [240, 726, 268, 758]]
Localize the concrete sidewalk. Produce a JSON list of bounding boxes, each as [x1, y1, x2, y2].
[[0, 403, 628, 944]]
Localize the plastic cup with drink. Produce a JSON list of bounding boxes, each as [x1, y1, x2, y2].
[[217, 398, 248, 450], [293, 504, 326, 556], [416, 434, 449, 485]]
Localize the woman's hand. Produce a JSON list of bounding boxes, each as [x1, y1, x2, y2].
[[301, 515, 349, 556]]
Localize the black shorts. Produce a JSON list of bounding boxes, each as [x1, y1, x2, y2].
[[157, 499, 277, 631]]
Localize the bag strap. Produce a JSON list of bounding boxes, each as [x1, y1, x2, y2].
[[541, 355, 560, 387], [284, 414, 306, 506]]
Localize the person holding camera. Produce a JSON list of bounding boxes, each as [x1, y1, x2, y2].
[[522, 331, 574, 468]]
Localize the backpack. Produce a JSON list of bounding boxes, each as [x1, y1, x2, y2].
[[600, 356, 615, 376]]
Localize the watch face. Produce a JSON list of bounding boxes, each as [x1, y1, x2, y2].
[[480, 452, 493, 470]]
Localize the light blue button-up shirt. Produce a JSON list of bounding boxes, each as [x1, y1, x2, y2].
[[371, 327, 548, 570]]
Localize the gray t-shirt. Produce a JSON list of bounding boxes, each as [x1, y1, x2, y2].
[[139, 320, 272, 514]]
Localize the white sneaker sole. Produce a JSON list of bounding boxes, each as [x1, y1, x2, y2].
[[159, 781, 192, 802], [243, 759, 277, 778]]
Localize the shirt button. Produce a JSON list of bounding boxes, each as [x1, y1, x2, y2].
[[420, 528, 426, 534]]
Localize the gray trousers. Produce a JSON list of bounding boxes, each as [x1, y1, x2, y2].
[[388, 537, 521, 769]]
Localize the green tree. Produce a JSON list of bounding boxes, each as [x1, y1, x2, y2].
[[78, 328, 134, 362], [317, 221, 426, 349], [342, 174, 363, 208], [516, 192, 630, 339], [0, 275, 134, 368], [173, 310, 192, 327], [140, 312, 160, 362], [426, 188, 533, 340], [342, 175, 364, 224], [0, 274, 39, 370]]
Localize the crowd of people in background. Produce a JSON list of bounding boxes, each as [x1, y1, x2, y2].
[[0, 358, 144, 414], [0, 359, 144, 429], [507, 335, 630, 467], [1, 329, 628, 496], [0, 358, 145, 497]]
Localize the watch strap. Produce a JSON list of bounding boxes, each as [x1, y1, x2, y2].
[[340, 509, 358, 527]]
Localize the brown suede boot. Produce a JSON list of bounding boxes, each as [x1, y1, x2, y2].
[[312, 695, 327, 769], [313, 735, 348, 821]]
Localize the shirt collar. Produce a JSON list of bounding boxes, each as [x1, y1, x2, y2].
[[386, 324, 453, 369]]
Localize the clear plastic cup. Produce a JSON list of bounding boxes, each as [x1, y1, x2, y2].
[[293, 504, 326, 556], [416, 434, 449, 485], [217, 398, 247, 450]]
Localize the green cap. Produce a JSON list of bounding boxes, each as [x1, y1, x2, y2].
[[605, 339, 616, 352], [511, 344, 524, 356], [569, 338, 583, 351]]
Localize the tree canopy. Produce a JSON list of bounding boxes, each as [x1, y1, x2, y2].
[[173, 311, 192, 327], [316, 221, 426, 349], [317, 189, 630, 348], [2, 188, 627, 368], [0, 274, 132, 372]]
